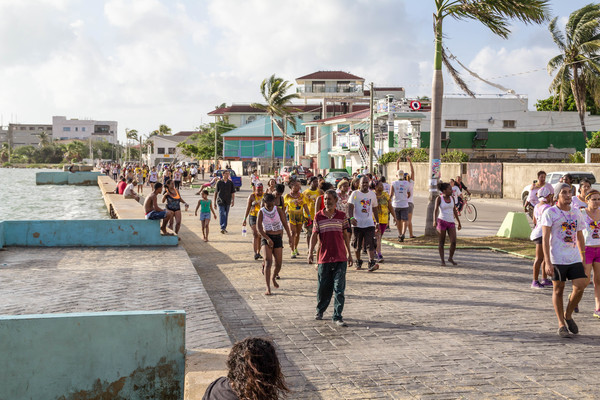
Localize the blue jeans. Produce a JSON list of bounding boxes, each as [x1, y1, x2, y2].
[[317, 261, 347, 321], [218, 204, 230, 230]]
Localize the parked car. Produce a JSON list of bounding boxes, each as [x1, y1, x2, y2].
[[213, 169, 242, 191], [279, 166, 314, 185], [520, 171, 600, 204], [324, 169, 350, 187]]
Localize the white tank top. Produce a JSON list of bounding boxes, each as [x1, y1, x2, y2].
[[438, 195, 455, 223], [583, 211, 600, 246], [261, 206, 283, 232]]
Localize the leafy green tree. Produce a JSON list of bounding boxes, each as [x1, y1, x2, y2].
[[63, 140, 88, 162], [587, 131, 600, 148], [13, 145, 37, 163], [535, 92, 600, 115], [547, 3, 600, 140], [34, 144, 64, 163], [150, 124, 172, 136], [177, 122, 235, 160], [37, 131, 51, 147], [425, 0, 549, 235], [251, 74, 300, 166], [1, 143, 11, 162]]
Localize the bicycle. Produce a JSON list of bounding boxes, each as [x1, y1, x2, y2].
[[461, 194, 477, 222]]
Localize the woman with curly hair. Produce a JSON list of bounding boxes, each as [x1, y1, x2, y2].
[[203, 337, 289, 400]]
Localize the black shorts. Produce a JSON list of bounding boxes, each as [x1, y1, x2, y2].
[[353, 226, 376, 251], [261, 233, 283, 249], [552, 262, 587, 282], [532, 237, 542, 245], [394, 207, 409, 221]]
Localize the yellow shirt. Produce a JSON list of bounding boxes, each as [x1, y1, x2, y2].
[[249, 193, 264, 217], [377, 191, 390, 224], [284, 193, 305, 216], [302, 189, 320, 219]]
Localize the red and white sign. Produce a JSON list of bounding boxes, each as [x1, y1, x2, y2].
[[410, 101, 422, 110]]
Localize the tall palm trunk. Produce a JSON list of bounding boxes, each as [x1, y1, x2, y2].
[[571, 66, 588, 142], [270, 119, 275, 170], [425, 15, 444, 236]]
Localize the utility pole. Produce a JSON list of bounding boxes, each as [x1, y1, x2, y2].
[[214, 124, 218, 170], [282, 116, 287, 168], [369, 82, 374, 174]]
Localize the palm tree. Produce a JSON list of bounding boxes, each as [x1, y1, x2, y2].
[[424, 0, 550, 236], [0, 143, 10, 162], [547, 4, 600, 141], [37, 131, 50, 147], [251, 74, 300, 167]]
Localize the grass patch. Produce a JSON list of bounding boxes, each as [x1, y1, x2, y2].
[[384, 236, 535, 259]]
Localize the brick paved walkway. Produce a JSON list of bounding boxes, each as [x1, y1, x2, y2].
[[0, 246, 230, 350], [177, 189, 600, 399]]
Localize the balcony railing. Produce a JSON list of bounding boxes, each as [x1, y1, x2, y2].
[[297, 85, 364, 94]]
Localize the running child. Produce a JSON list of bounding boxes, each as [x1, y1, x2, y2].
[[257, 193, 293, 295], [433, 182, 461, 266], [195, 190, 217, 242]]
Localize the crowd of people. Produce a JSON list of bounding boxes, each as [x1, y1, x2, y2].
[[527, 170, 600, 337]]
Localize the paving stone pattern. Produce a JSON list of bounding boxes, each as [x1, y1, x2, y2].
[[0, 246, 230, 350], [177, 190, 600, 399]]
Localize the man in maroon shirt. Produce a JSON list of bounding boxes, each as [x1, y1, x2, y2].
[[308, 189, 353, 327]]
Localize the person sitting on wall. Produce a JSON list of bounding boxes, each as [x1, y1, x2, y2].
[[115, 176, 127, 194], [144, 182, 174, 235], [123, 178, 140, 202]]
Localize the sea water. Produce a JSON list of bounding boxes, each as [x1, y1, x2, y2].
[[0, 168, 109, 221]]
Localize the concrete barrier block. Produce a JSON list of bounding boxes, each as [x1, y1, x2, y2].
[[496, 212, 532, 239], [36, 171, 69, 185], [0, 311, 185, 400]]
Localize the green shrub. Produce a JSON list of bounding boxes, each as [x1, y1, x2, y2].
[[441, 150, 469, 163], [2, 162, 12, 168], [566, 151, 585, 163], [587, 131, 600, 148]]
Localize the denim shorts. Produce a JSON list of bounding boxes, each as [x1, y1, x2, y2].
[[146, 210, 167, 220], [200, 212, 211, 221]]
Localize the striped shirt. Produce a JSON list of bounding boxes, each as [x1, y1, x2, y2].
[[312, 209, 349, 264]]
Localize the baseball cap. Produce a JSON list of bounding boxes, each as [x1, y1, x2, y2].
[[537, 186, 552, 198]]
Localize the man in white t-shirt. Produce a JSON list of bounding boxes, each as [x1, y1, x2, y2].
[[542, 183, 588, 338], [348, 176, 379, 272], [389, 169, 411, 242]]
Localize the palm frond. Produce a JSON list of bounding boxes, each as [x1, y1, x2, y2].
[[442, 47, 476, 97], [548, 17, 566, 51], [547, 54, 565, 74]]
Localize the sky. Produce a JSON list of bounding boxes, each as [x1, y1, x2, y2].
[[0, 0, 593, 143]]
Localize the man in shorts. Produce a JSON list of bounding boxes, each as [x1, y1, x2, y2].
[[542, 183, 588, 337], [123, 178, 140, 202], [348, 176, 379, 272], [389, 169, 411, 242], [144, 182, 174, 235]]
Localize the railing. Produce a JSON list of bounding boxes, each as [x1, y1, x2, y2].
[[296, 85, 364, 94]]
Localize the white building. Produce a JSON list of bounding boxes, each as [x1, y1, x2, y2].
[[7, 123, 53, 148], [145, 131, 198, 166], [52, 116, 118, 144]]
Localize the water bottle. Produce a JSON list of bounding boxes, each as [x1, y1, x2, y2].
[[242, 227, 247, 237]]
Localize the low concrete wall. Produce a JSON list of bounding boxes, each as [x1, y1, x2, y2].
[[384, 162, 462, 192], [36, 171, 102, 185], [0, 311, 185, 400], [0, 219, 177, 248], [502, 163, 600, 199], [98, 175, 145, 219]]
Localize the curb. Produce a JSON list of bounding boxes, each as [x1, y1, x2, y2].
[[381, 239, 535, 261]]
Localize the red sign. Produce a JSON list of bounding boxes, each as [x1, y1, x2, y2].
[[410, 101, 421, 110]]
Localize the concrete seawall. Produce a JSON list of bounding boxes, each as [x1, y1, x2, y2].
[[0, 311, 185, 399], [36, 171, 102, 185]]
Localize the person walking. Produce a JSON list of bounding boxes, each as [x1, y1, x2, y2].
[[283, 180, 309, 258], [542, 183, 588, 337], [389, 169, 411, 242], [530, 186, 554, 289], [195, 189, 217, 242], [433, 182, 461, 266], [582, 189, 600, 318], [214, 169, 236, 234], [243, 183, 265, 260], [525, 170, 554, 211], [257, 193, 292, 295], [348, 176, 380, 272], [308, 189, 353, 327]]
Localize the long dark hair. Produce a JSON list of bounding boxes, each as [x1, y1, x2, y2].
[[227, 338, 289, 400]]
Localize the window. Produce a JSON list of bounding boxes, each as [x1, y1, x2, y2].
[[246, 116, 256, 125], [63, 127, 71, 132], [75, 127, 78, 132], [311, 81, 325, 93], [19, 127, 26, 130], [81, 127, 86, 132], [29, 127, 35, 130], [503, 120, 516, 128], [48, 127, 52, 131], [445, 120, 468, 128], [336, 81, 351, 93], [168, 147, 176, 154], [157, 147, 165, 154]]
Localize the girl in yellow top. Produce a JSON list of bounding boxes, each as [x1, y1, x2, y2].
[[375, 180, 394, 263], [243, 183, 265, 260], [284, 180, 309, 258]]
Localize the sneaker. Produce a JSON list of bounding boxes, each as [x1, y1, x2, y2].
[[565, 318, 579, 334], [540, 278, 553, 287], [220, 229, 225, 234], [291, 251, 297, 259], [294, 249, 300, 256], [368, 260, 379, 272], [334, 320, 348, 327], [378, 254, 384, 263], [362, 248, 367, 255], [399, 235, 404, 243], [256, 253, 263, 260], [557, 326, 571, 338], [315, 312, 323, 320], [531, 280, 544, 289], [593, 310, 600, 319], [356, 259, 363, 270], [254, 253, 260, 260]]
